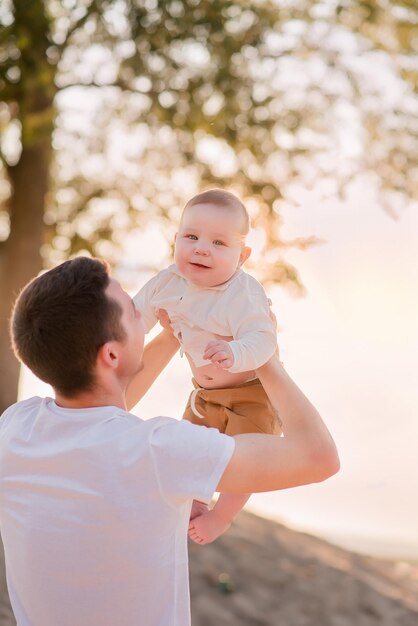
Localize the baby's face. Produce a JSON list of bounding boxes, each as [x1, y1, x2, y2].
[[174, 203, 250, 288]]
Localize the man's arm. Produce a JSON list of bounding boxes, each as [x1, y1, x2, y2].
[[217, 357, 339, 493], [126, 328, 179, 410]]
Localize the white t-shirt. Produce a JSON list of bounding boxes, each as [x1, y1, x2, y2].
[[134, 265, 277, 372], [0, 397, 235, 626]]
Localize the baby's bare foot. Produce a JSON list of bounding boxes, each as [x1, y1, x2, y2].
[[190, 500, 209, 522], [188, 510, 231, 545]]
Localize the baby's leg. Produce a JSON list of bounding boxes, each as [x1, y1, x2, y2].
[[188, 493, 250, 545]]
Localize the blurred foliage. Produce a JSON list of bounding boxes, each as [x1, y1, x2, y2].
[[1, 0, 417, 288]]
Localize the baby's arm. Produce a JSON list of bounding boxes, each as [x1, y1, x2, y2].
[[204, 278, 277, 372], [227, 308, 277, 372]]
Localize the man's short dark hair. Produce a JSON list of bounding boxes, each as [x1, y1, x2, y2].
[[11, 257, 127, 397]]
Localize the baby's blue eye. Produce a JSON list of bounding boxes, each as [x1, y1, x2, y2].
[[214, 240, 225, 246], [186, 234, 198, 240]]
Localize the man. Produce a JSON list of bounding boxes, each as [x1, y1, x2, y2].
[[0, 257, 339, 626]]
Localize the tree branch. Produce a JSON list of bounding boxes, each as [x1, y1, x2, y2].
[[58, 78, 137, 93]]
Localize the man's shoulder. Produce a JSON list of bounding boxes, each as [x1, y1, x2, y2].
[[122, 416, 229, 460], [143, 415, 197, 438], [120, 414, 181, 440], [1, 396, 43, 420], [0, 396, 46, 435], [146, 417, 235, 462], [104, 414, 228, 462], [148, 416, 233, 445]]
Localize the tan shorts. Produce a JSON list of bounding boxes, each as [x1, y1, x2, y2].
[[182, 378, 282, 436]]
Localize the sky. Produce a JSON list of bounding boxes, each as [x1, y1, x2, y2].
[[20, 184, 418, 561], [248, 186, 418, 560]]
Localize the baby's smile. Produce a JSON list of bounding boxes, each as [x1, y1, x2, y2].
[[190, 262, 211, 269]]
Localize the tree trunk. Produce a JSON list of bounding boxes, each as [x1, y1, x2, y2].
[[0, 143, 49, 414], [0, 3, 56, 616], [0, 141, 50, 624]]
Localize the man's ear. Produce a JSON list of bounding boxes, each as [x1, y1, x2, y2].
[[239, 246, 251, 266], [98, 342, 119, 369]]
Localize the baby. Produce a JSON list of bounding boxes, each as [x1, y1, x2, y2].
[[134, 189, 281, 544]]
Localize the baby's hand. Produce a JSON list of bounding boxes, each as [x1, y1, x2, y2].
[[203, 340, 234, 369]]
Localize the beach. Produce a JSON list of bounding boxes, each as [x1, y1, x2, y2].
[[189, 511, 418, 625]]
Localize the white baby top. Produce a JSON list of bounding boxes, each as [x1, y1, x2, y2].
[[134, 265, 277, 372], [0, 396, 234, 626]]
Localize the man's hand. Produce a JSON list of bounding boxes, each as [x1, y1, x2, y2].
[[156, 308, 174, 335], [203, 340, 234, 369]]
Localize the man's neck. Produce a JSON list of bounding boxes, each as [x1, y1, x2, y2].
[[54, 386, 127, 411]]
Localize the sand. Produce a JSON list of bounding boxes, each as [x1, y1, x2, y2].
[[189, 511, 418, 626]]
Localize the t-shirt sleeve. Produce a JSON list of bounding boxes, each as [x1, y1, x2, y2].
[[149, 419, 235, 506]]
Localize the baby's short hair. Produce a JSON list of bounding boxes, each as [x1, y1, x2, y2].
[[183, 189, 249, 235]]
